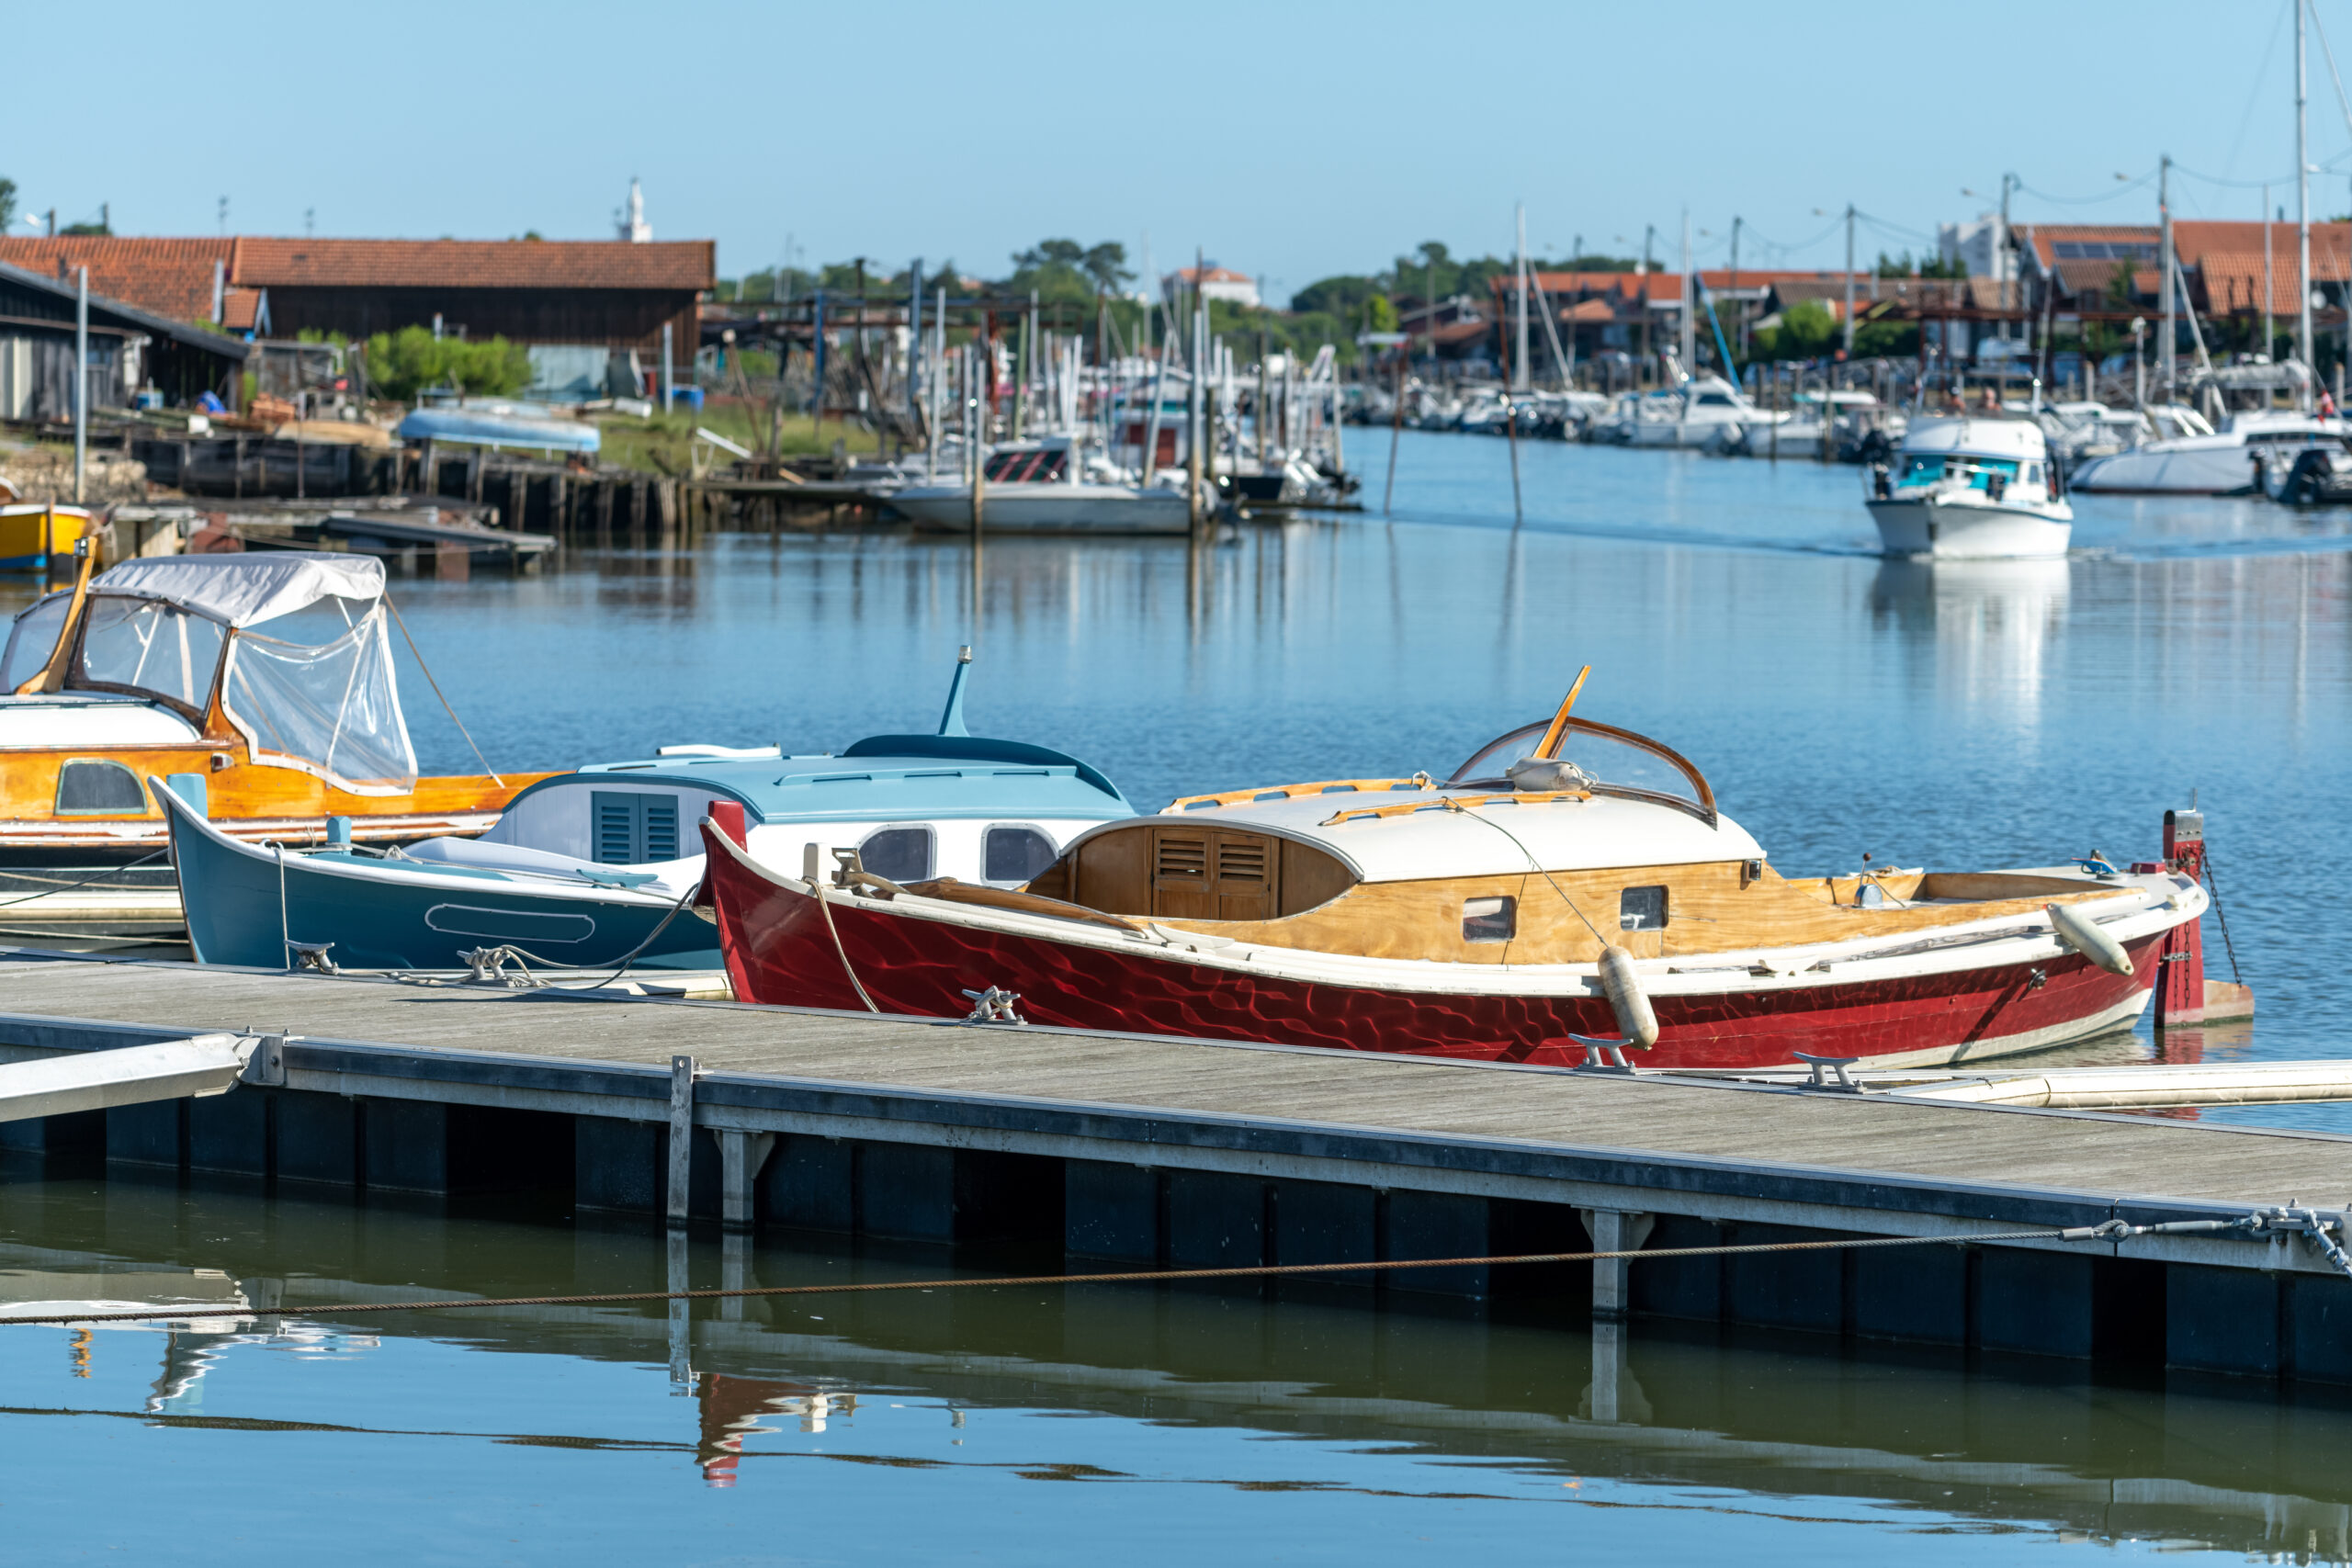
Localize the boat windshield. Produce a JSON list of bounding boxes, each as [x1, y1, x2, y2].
[[1899, 456, 2021, 489], [74, 594, 229, 713], [220, 597, 417, 794], [1449, 717, 1715, 823], [0, 592, 72, 691]]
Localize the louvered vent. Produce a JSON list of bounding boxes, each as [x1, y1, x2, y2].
[[643, 797, 679, 861], [1216, 840, 1268, 884], [594, 797, 637, 864], [1155, 835, 1208, 879]]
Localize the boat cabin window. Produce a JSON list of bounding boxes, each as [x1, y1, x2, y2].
[[1452, 717, 1714, 823], [983, 448, 1068, 483], [592, 791, 681, 864], [1463, 896, 1516, 942], [1620, 885, 1668, 931], [1693, 392, 1735, 407], [75, 596, 227, 712], [860, 825, 934, 884], [54, 759, 146, 816], [983, 824, 1057, 885], [0, 593, 71, 690]]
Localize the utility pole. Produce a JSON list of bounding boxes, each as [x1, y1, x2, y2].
[[1842, 205, 1856, 356], [1729, 216, 1744, 358], [73, 267, 86, 503], [2159, 154, 2176, 400], [1678, 210, 1694, 378], [1513, 202, 1531, 392], [1997, 173, 2015, 340], [2300, 0, 2316, 410]]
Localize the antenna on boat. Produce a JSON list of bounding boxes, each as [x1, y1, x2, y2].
[[1530, 665, 1591, 761], [937, 645, 974, 737]]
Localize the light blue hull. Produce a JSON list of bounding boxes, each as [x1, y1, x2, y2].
[[158, 780, 716, 971]]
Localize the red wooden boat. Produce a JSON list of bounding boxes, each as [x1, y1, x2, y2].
[[698, 678, 2209, 1071]]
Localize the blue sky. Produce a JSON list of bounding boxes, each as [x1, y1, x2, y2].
[[16, 0, 2352, 303]]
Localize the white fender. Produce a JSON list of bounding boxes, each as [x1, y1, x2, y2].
[[2046, 902, 2132, 976], [1598, 945, 1659, 1049]]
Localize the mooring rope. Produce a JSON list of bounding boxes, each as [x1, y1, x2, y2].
[[0, 1230, 2087, 1327], [0, 850, 168, 912]]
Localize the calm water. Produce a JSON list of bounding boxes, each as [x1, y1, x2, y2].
[[7, 431, 2352, 1558], [5, 1179, 2352, 1565]]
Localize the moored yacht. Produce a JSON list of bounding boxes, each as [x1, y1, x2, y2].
[[2069, 408, 2338, 494], [1621, 373, 1784, 448], [698, 673, 2206, 1071], [885, 435, 1193, 535], [1865, 416, 2072, 559]]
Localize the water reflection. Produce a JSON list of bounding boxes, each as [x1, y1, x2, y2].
[[3, 1187, 2350, 1559], [1869, 558, 2069, 722]]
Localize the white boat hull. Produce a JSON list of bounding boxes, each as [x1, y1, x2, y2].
[[888, 483, 1193, 535], [1867, 496, 2073, 559], [2068, 446, 2257, 494]]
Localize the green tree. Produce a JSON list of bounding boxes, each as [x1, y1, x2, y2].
[[362, 325, 532, 402], [1365, 295, 1399, 333], [1291, 274, 1382, 316], [1750, 299, 1839, 362], [0, 178, 15, 232]]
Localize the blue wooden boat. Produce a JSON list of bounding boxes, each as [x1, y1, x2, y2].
[[157, 653, 1134, 973]]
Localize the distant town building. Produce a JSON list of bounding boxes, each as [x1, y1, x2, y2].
[[1939, 214, 2008, 280], [0, 234, 714, 403], [1164, 265, 1261, 309]]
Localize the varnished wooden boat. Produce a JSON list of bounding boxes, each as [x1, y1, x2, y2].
[[0, 549, 545, 864], [699, 673, 2208, 1070]]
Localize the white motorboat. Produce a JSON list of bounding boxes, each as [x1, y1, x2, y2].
[[888, 438, 1193, 535], [1865, 416, 2073, 559], [2068, 408, 2339, 494], [1622, 374, 1785, 448]]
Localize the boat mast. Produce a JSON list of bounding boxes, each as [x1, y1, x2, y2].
[[2301, 0, 2316, 411], [1513, 202, 1531, 393], [2159, 153, 2175, 403]]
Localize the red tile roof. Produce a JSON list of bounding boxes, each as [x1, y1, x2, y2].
[[2175, 220, 2352, 313], [230, 237, 714, 291], [0, 235, 713, 329], [0, 237, 231, 321]]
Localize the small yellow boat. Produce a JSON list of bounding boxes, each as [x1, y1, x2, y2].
[[0, 504, 96, 576]]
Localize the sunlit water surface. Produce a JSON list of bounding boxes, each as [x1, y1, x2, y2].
[[4, 431, 2349, 1559]]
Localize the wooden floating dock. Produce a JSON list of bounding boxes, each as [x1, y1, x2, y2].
[[2, 950, 2346, 1386]]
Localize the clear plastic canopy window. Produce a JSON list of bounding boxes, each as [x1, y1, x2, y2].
[[221, 595, 417, 795]]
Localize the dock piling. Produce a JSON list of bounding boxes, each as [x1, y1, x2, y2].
[[1580, 1209, 1655, 1318], [668, 1055, 697, 1227]]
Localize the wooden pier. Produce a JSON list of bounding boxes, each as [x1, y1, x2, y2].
[[2, 950, 2346, 1386]]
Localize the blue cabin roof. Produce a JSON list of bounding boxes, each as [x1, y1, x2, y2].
[[503, 734, 1133, 824]]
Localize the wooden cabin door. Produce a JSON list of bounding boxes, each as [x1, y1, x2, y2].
[[1148, 826, 1280, 921]]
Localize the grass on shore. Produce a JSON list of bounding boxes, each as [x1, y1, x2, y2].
[[590, 402, 896, 477]]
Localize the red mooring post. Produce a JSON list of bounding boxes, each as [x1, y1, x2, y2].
[[2153, 807, 2207, 1029]]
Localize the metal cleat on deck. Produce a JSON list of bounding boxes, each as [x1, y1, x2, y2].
[[959, 987, 1028, 1026], [1792, 1052, 1864, 1090]]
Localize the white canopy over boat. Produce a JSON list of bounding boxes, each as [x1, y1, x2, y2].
[[0, 552, 415, 793], [90, 554, 386, 627]]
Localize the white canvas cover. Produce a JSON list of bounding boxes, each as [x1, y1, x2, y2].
[[92, 553, 385, 628], [220, 602, 417, 795]]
